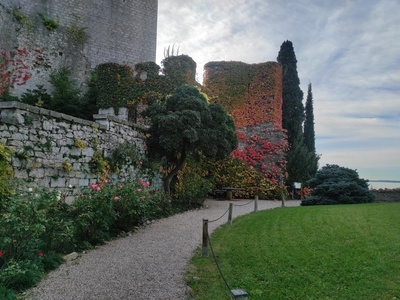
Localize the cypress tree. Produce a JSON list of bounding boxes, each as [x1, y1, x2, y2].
[[277, 40, 304, 147], [304, 83, 316, 153], [277, 40, 305, 185], [303, 82, 319, 177]]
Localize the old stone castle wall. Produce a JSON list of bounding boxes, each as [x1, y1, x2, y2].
[[0, 101, 145, 203], [0, 0, 157, 95]]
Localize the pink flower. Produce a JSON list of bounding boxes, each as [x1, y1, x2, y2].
[[145, 181, 150, 187], [139, 161, 143, 165], [96, 186, 101, 191], [38, 252, 44, 257], [137, 188, 142, 192], [113, 196, 119, 201], [119, 184, 123, 189], [103, 179, 108, 183]]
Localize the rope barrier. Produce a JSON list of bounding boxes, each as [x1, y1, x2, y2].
[[208, 233, 232, 292], [232, 199, 254, 207], [208, 206, 230, 223]]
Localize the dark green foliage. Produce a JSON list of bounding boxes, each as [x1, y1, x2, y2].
[[144, 85, 238, 194], [161, 55, 197, 87], [0, 189, 75, 262], [303, 83, 319, 178], [286, 133, 317, 185], [277, 40, 304, 147], [0, 92, 18, 102], [277, 41, 319, 185], [108, 142, 142, 172], [304, 83, 316, 153], [302, 164, 375, 205], [49, 67, 87, 118], [0, 260, 44, 292], [0, 286, 16, 300], [93, 63, 133, 111], [20, 85, 52, 108]]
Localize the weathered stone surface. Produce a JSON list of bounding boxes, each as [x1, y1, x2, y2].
[[0, 102, 145, 202], [0, 0, 157, 96]]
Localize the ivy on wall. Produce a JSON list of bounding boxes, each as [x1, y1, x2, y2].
[[0, 49, 32, 94], [202, 61, 287, 184], [203, 61, 282, 128], [91, 55, 199, 117]]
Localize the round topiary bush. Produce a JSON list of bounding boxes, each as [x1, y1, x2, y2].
[[301, 164, 375, 206]]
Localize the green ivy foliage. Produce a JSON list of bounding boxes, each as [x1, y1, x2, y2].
[[93, 63, 134, 111], [0, 143, 14, 204]]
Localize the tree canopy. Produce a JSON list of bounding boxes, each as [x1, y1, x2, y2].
[[301, 164, 375, 206], [144, 85, 238, 194]]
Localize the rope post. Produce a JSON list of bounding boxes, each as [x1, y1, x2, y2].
[[254, 195, 258, 212], [202, 219, 208, 257], [227, 203, 233, 225]]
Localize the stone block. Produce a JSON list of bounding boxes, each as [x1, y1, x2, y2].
[[50, 177, 66, 188]]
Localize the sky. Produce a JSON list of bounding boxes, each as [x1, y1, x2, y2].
[[157, 0, 400, 188]]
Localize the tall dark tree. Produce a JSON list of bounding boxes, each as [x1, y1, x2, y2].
[[277, 40, 304, 147], [277, 40, 305, 185], [304, 83, 316, 153], [303, 82, 319, 177]]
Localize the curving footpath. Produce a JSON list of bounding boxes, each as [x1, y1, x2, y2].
[[24, 199, 300, 300]]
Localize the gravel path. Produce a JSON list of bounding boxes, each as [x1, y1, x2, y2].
[[24, 199, 300, 300]]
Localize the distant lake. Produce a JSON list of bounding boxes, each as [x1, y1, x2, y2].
[[368, 181, 400, 190]]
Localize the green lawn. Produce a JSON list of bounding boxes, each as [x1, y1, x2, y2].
[[186, 203, 400, 299]]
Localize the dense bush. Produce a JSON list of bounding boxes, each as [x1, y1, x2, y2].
[[0, 176, 174, 295], [301, 164, 375, 206]]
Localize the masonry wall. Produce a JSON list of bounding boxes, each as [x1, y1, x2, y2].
[[0, 0, 157, 95], [0, 101, 146, 203]]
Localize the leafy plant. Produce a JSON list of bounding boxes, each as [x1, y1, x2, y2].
[[108, 142, 142, 172], [66, 24, 87, 44], [302, 164, 375, 205], [74, 138, 86, 149], [0, 285, 16, 300], [38, 13, 59, 31], [20, 85, 52, 108], [0, 143, 14, 203], [12, 8, 33, 28], [144, 85, 238, 194], [0, 260, 43, 292]]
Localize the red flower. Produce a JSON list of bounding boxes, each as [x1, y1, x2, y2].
[[38, 252, 44, 257], [0, 251, 3, 257]]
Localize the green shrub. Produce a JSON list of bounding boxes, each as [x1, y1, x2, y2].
[[0, 143, 14, 204], [72, 181, 116, 245], [302, 164, 375, 206], [174, 172, 211, 206], [0, 189, 75, 266], [0, 285, 16, 300], [0, 260, 43, 292], [20, 85, 52, 108]]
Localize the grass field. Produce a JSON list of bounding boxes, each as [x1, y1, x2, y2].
[[186, 203, 400, 299]]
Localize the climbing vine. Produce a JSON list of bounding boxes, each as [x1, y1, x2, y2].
[[0, 48, 33, 95], [203, 61, 287, 184]]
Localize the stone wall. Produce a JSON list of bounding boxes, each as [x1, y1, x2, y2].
[[0, 0, 157, 95], [0, 101, 145, 203]]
